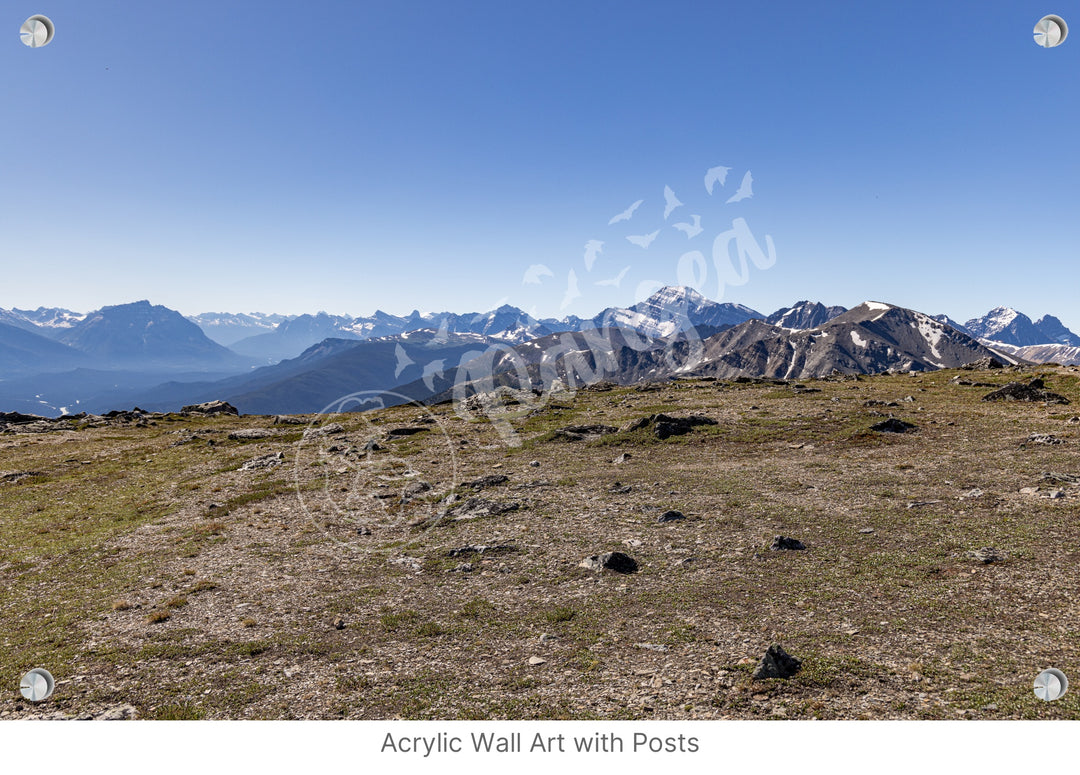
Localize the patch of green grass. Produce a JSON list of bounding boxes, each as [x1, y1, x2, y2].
[[543, 606, 576, 623], [152, 701, 205, 720]]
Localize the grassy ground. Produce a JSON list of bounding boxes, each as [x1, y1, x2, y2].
[[2, 367, 1079, 719]]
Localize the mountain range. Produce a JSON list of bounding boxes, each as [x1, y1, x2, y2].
[[1, 290, 1078, 415]]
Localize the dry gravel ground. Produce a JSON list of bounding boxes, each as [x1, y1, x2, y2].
[[2, 367, 1080, 720]]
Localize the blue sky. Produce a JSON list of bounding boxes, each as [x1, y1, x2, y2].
[[1, 2, 1077, 329]]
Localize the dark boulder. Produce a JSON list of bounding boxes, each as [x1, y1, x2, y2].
[[770, 535, 806, 551], [181, 400, 239, 416], [982, 380, 1069, 405], [751, 645, 802, 680], [871, 418, 917, 433], [579, 551, 639, 574]]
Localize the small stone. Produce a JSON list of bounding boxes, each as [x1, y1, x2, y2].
[[612, 453, 632, 465], [1027, 434, 1064, 446], [580, 551, 639, 574], [871, 418, 917, 433], [540, 633, 559, 643], [467, 474, 508, 490], [96, 704, 139, 721], [635, 643, 669, 652], [770, 536, 806, 551], [752, 645, 802, 680], [1019, 487, 1039, 495], [657, 510, 686, 523], [1048, 489, 1066, 500], [528, 656, 547, 666], [858, 528, 875, 534], [228, 428, 275, 440], [332, 617, 346, 630], [529, 460, 541, 467], [969, 547, 1006, 564]]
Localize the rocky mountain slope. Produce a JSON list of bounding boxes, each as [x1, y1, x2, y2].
[[765, 300, 847, 330]]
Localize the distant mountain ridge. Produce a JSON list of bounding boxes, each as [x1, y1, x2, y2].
[[2, 291, 1078, 415], [187, 312, 294, 346], [54, 301, 249, 371], [963, 307, 1080, 347]]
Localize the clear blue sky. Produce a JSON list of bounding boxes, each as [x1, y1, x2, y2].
[[1, 2, 1077, 329]]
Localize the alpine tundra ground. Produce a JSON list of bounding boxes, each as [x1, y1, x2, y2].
[[2, 366, 1079, 720]]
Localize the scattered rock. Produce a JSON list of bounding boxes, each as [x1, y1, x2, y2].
[[906, 500, 942, 509], [0, 471, 41, 484], [949, 376, 997, 387], [303, 423, 346, 438], [227, 429, 276, 440], [539, 633, 559, 643], [467, 474, 509, 490], [1043, 472, 1080, 484], [752, 645, 802, 680], [1026, 434, 1064, 446], [982, 381, 1069, 405], [612, 453, 632, 465], [362, 439, 383, 452], [273, 415, 307, 425], [387, 426, 429, 438], [864, 399, 899, 408], [446, 498, 520, 520], [529, 460, 541, 467], [387, 556, 423, 572], [1019, 487, 1040, 496], [657, 510, 686, 523], [609, 482, 632, 494], [1068, 417, 1080, 425], [1048, 489, 1066, 500], [969, 547, 1006, 564], [528, 656, 547, 666], [636, 643, 669, 653], [579, 551, 639, 574], [332, 617, 346, 630], [181, 400, 239, 416], [858, 527, 875, 534], [770, 536, 806, 551], [871, 418, 917, 433], [0, 411, 48, 425], [445, 544, 517, 558], [401, 480, 432, 500], [241, 452, 285, 470], [962, 356, 1005, 371], [620, 413, 718, 440], [960, 488, 984, 499], [95, 704, 139, 721], [552, 424, 618, 441]]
